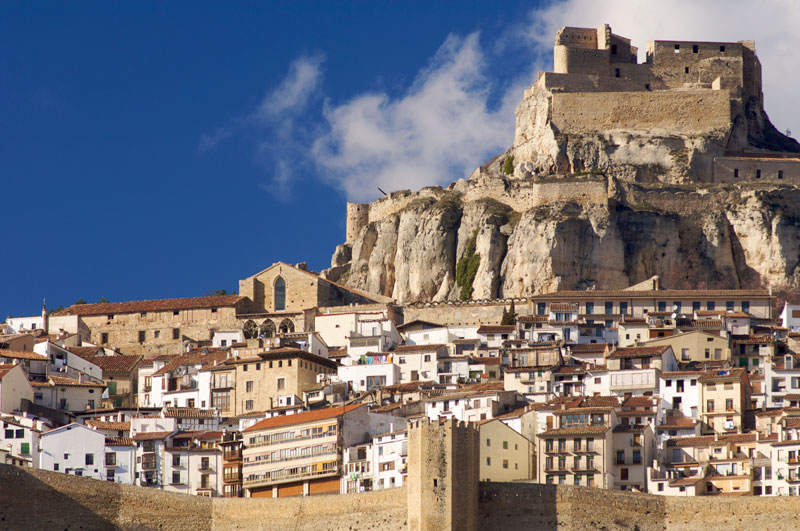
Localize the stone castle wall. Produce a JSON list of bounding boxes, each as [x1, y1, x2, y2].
[[10, 462, 800, 530], [551, 90, 732, 134]]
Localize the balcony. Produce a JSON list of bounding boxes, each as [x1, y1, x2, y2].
[[199, 464, 214, 472], [243, 464, 339, 489], [243, 448, 337, 467], [247, 430, 336, 449], [223, 472, 242, 484]]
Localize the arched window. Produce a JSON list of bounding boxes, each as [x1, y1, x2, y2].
[[279, 318, 295, 334], [242, 320, 257, 339], [259, 320, 276, 338], [274, 276, 286, 311]]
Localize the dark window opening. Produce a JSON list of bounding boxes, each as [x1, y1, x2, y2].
[[778, 170, 784, 179], [611, 44, 617, 55], [684, 67, 689, 74], [692, 45, 699, 53], [720, 45, 725, 52], [674, 44, 680, 53], [615, 68, 620, 78], [734, 168, 739, 178], [756, 169, 761, 179]]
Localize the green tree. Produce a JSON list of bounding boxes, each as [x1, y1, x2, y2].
[[501, 300, 517, 325], [99, 296, 109, 304], [502, 154, 515, 175], [74, 298, 86, 305], [455, 231, 480, 300]]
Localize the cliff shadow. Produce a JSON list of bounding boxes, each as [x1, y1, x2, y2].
[[0, 464, 117, 530]]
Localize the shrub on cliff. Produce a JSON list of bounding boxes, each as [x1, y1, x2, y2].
[[456, 231, 480, 300], [502, 154, 514, 175]]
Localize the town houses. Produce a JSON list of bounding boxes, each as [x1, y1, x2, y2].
[[3, 268, 800, 500]]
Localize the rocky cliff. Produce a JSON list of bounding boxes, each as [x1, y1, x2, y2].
[[327, 172, 800, 302], [325, 26, 800, 303]]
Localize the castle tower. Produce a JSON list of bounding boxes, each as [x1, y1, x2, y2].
[[345, 202, 369, 243], [407, 418, 479, 531]]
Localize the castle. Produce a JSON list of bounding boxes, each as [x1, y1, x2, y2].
[[342, 24, 800, 245]]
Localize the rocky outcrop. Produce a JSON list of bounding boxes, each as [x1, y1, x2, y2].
[[328, 182, 800, 303]]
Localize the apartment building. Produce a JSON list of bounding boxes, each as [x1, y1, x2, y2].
[[33, 375, 106, 412], [241, 404, 401, 497], [40, 423, 135, 483], [0, 363, 33, 414], [606, 345, 677, 396], [479, 419, 534, 482], [699, 368, 750, 434], [536, 406, 618, 488], [163, 431, 222, 497], [392, 344, 447, 383], [220, 431, 244, 497]]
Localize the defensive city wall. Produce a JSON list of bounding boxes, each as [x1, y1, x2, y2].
[[7, 419, 800, 530]]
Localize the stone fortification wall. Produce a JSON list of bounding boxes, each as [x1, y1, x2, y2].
[[551, 90, 732, 134], [346, 202, 370, 242], [9, 461, 800, 530], [404, 299, 533, 326]]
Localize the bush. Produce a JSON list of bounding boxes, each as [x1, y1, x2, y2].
[[502, 154, 515, 175], [455, 231, 480, 300]]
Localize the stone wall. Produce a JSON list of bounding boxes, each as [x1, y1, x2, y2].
[[713, 156, 800, 184], [551, 90, 732, 134], [9, 462, 800, 530], [404, 299, 534, 326]]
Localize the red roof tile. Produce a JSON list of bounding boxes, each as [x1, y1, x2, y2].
[[0, 350, 48, 361], [58, 295, 245, 316], [607, 346, 669, 359], [244, 404, 364, 433]]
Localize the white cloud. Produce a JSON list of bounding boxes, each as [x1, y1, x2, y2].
[[256, 54, 324, 119], [311, 33, 533, 201], [527, 0, 800, 134]]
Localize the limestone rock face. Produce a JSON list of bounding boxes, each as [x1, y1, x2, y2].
[[328, 185, 800, 303]]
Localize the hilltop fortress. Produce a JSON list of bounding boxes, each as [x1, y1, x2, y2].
[[331, 25, 800, 303]]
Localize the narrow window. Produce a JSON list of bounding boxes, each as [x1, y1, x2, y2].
[[674, 44, 680, 54], [720, 45, 725, 52], [611, 44, 617, 55], [615, 68, 621, 78], [779, 170, 784, 179], [274, 277, 286, 312], [756, 169, 761, 179], [684, 66, 689, 74], [692, 44, 699, 53], [734, 168, 739, 178]]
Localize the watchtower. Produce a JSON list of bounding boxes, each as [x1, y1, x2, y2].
[[407, 418, 480, 531]]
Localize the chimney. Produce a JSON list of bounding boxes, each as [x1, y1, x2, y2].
[[42, 299, 49, 334]]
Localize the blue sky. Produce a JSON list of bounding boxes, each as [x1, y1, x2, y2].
[[3, 1, 799, 318]]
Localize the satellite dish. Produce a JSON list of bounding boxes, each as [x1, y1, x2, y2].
[[672, 304, 679, 312], [670, 313, 677, 319]]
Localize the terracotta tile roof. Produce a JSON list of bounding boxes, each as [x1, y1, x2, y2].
[[553, 406, 615, 415], [379, 381, 438, 393], [66, 346, 105, 359], [698, 368, 746, 381], [396, 319, 444, 331], [539, 289, 770, 299], [163, 408, 218, 419], [555, 365, 587, 374], [471, 356, 502, 366], [39, 376, 105, 388], [0, 350, 49, 361], [153, 348, 230, 376], [132, 431, 173, 441], [395, 344, 445, 353], [733, 335, 774, 345], [85, 355, 143, 374], [581, 396, 620, 407], [660, 370, 704, 378], [0, 363, 15, 379], [620, 317, 647, 324], [244, 404, 364, 432], [657, 417, 698, 430], [477, 325, 516, 334], [538, 425, 609, 437], [570, 343, 609, 353], [669, 477, 703, 486], [105, 436, 134, 446], [622, 396, 655, 407], [57, 294, 245, 316], [784, 394, 800, 401], [86, 420, 131, 431], [784, 417, 800, 428], [607, 346, 669, 359], [254, 348, 338, 370], [666, 435, 716, 447]]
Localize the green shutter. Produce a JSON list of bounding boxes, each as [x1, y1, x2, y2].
[[20, 443, 30, 455], [107, 381, 117, 395]]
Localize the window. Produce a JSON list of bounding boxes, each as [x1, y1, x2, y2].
[[101, 333, 108, 344], [586, 302, 594, 315], [726, 398, 734, 411], [621, 468, 629, 481], [742, 301, 750, 313], [677, 379, 684, 392], [20, 442, 29, 455], [138, 331, 145, 343], [658, 301, 666, 312], [277, 377, 285, 390], [4, 429, 12, 438], [274, 277, 286, 311], [486, 457, 491, 466], [574, 438, 581, 451], [632, 450, 641, 464], [720, 45, 725, 52], [615, 68, 620, 78], [605, 302, 613, 314], [424, 355, 431, 362], [486, 438, 491, 447], [502, 440, 508, 449], [54, 463, 59, 471], [246, 381, 253, 393], [154, 330, 160, 338], [537, 302, 546, 316], [611, 44, 617, 55], [85, 453, 94, 465], [245, 400, 253, 410], [734, 168, 739, 178], [105, 453, 116, 466], [707, 301, 715, 311], [172, 328, 180, 340], [172, 471, 181, 485], [778, 170, 784, 180], [619, 302, 628, 315], [674, 44, 680, 53], [707, 399, 715, 412], [692, 301, 701, 311], [756, 169, 761, 179], [502, 459, 509, 469], [173, 310, 180, 316], [172, 454, 181, 467], [616, 451, 625, 465]]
